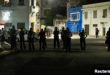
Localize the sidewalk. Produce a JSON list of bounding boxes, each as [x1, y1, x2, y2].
[[47, 34, 105, 39]]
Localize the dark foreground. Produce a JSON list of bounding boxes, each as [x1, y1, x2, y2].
[[0, 38, 110, 75]]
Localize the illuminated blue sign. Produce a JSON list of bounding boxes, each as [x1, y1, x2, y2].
[[67, 7, 82, 32]]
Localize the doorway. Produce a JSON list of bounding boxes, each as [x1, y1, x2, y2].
[[102, 27, 106, 36], [85, 25, 89, 35]]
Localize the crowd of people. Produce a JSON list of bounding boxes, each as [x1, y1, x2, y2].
[[0, 26, 90, 52]]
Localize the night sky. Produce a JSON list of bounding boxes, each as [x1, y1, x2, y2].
[[54, 0, 110, 16], [82, 0, 110, 4]]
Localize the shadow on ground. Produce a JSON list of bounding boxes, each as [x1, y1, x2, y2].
[[16, 57, 97, 75]]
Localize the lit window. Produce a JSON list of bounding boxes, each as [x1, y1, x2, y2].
[[2, 11, 11, 21], [70, 12, 80, 21]]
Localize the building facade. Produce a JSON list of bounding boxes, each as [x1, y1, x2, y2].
[[83, 1, 110, 36], [54, 16, 66, 30], [0, 0, 40, 32]]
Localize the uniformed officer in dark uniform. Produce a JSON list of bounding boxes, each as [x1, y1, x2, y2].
[[79, 29, 87, 50], [65, 27, 72, 52], [28, 28, 35, 51], [53, 27, 60, 48], [19, 28, 25, 50], [10, 26, 17, 50], [105, 28, 110, 51], [39, 29, 46, 51]]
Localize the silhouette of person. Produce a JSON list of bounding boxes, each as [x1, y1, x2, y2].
[[1, 28, 5, 45], [61, 27, 66, 49], [53, 27, 60, 48], [65, 27, 72, 52], [10, 26, 17, 50], [79, 29, 87, 51], [44, 27, 47, 48], [105, 28, 110, 51], [19, 28, 25, 50], [39, 29, 46, 51], [28, 28, 35, 51], [96, 28, 99, 38]]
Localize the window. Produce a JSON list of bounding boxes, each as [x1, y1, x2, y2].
[[93, 24, 97, 27], [103, 9, 107, 18], [84, 12, 88, 19], [5, 23, 12, 29], [18, 0, 24, 6], [93, 10, 97, 18], [5, 23, 12, 27], [70, 12, 80, 21], [17, 23, 25, 29], [31, 0, 34, 6]]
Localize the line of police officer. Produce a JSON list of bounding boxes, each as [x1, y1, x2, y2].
[[10, 26, 87, 52]]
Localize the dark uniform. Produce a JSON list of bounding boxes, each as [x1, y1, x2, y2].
[[96, 28, 99, 38], [61, 27, 65, 49], [19, 29, 25, 50], [79, 29, 87, 50], [105, 28, 110, 51], [10, 26, 17, 50], [65, 28, 72, 52], [28, 28, 35, 51], [53, 27, 60, 48], [39, 29, 46, 51]]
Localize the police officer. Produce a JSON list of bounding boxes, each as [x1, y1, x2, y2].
[[10, 26, 17, 50], [105, 28, 110, 51], [19, 28, 25, 50], [79, 29, 87, 50], [39, 29, 46, 51], [28, 28, 35, 51], [53, 27, 60, 48], [65, 27, 72, 52], [61, 27, 65, 49]]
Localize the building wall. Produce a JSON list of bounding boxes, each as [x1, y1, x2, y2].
[[83, 1, 110, 36], [54, 19, 66, 30], [0, 0, 30, 30], [0, 0, 41, 32]]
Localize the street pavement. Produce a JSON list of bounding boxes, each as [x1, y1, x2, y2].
[[0, 37, 110, 75]]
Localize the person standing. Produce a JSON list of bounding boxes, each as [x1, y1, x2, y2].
[[79, 29, 87, 51], [61, 27, 66, 49], [10, 26, 17, 50], [19, 28, 25, 50], [65, 28, 72, 52], [39, 29, 46, 51], [28, 28, 35, 51], [44, 27, 47, 48], [105, 28, 110, 51], [53, 27, 60, 48], [96, 28, 99, 38]]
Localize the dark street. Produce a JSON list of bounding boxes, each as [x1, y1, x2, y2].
[[0, 38, 110, 75]]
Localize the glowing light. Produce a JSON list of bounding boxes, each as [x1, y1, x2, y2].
[[35, 6, 40, 13], [2, 11, 10, 21], [4, 0, 10, 3]]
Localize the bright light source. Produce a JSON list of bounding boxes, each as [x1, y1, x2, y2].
[[2, 11, 10, 21], [4, 0, 9, 2], [35, 6, 40, 13]]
